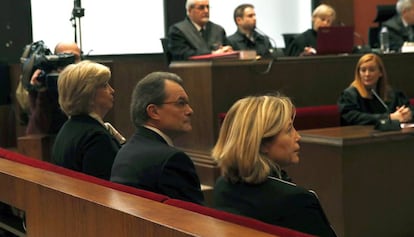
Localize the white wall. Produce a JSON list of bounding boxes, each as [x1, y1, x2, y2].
[[31, 0, 165, 55], [31, 0, 311, 55]]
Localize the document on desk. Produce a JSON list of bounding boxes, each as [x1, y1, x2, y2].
[[188, 50, 256, 60], [400, 123, 414, 128]]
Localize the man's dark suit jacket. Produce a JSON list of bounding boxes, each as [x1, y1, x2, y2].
[[110, 126, 204, 205], [382, 15, 414, 51], [52, 115, 120, 180], [167, 17, 229, 60], [227, 30, 272, 57], [214, 176, 336, 237]]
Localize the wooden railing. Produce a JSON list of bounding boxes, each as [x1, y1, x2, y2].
[[0, 158, 278, 237]]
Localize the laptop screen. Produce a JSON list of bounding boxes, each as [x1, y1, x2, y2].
[[316, 26, 354, 55]]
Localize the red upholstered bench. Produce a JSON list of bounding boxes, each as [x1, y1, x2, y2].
[[0, 147, 321, 236], [294, 105, 340, 130], [0, 147, 168, 202], [293, 98, 414, 130], [1, 147, 314, 236], [164, 198, 316, 237], [219, 104, 340, 131]]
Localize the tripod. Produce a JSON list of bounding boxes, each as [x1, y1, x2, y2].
[[71, 0, 85, 52]]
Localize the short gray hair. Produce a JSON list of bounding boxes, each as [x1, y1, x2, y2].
[[130, 71, 183, 127], [186, 0, 209, 12], [186, 0, 196, 11], [312, 4, 336, 21], [396, 0, 414, 14]]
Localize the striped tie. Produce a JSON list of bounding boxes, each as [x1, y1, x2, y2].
[[408, 26, 414, 42], [200, 28, 207, 43]]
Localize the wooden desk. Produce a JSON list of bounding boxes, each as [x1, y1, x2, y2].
[[6, 53, 414, 186], [285, 125, 414, 237], [169, 54, 414, 186]]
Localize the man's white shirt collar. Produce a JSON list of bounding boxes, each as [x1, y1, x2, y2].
[[143, 125, 174, 146], [190, 19, 204, 32]]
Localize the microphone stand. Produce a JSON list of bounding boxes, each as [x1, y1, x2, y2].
[[254, 27, 277, 74], [370, 88, 401, 131], [71, 0, 85, 53], [339, 21, 371, 53]]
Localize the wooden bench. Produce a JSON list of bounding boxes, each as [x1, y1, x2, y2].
[[17, 134, 55, 162], [0, 147, 314, 237], [219, 104, 340, 131]]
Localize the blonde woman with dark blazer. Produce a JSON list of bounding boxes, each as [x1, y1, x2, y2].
[[52, 60, 121, 180], [212, 94, 336, 237]]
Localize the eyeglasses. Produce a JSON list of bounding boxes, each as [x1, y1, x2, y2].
[[192, 4, 209, 10], [159, 98, 191, 108]]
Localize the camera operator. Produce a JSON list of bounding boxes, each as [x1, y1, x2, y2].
[[26, 41, 81, 135]]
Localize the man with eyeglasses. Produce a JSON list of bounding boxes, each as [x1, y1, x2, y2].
[[381, 0, 414, 51], [167, 0, 233, 60], [110, 71, 204, 205]]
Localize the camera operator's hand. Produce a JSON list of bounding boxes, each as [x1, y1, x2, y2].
[[30, 69, 47, 92]]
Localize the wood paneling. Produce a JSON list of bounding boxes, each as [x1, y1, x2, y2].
[[0, 0, 32, 64], [0, 158, 277, 237], [322, 0, 354, 26], [164, 0, 186, 36], [168, 54, 414, 185], [353, 0, 397, 45], [285, 126, 414, 237], [7, 53, 414, 187]]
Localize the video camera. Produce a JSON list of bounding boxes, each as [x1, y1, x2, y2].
[[20, 40, 76, 91]]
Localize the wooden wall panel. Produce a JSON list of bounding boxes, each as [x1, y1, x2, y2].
[[353, 0, 397, 44], [0, 0, 32, 64]]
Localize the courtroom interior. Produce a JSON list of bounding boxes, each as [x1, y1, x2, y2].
[[1, 0, 414, 237]]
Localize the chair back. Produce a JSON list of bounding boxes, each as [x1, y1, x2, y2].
[[368, 27, 381, 49], [373, 5, 396, 24], [282, 33, 299, 48], [369, 4, 396, 49], [160, 38, 172, 65]]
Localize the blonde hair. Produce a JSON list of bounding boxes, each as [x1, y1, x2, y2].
[[350, 53, 390, 100], [58, 60, 111, 116], [212, 94, 295, 184]]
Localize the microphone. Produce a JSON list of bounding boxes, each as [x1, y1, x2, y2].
[[255, 27, 279, 58], [353, 32, 365, 46], [253, 27, 278, 74], [370, 88, 401, 131], [339, 21, 371, 53], [370, 88, 389, 112], [353, 31, 372, 53]]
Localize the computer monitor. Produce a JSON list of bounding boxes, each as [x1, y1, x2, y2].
[[316, 26, 354, 55]]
